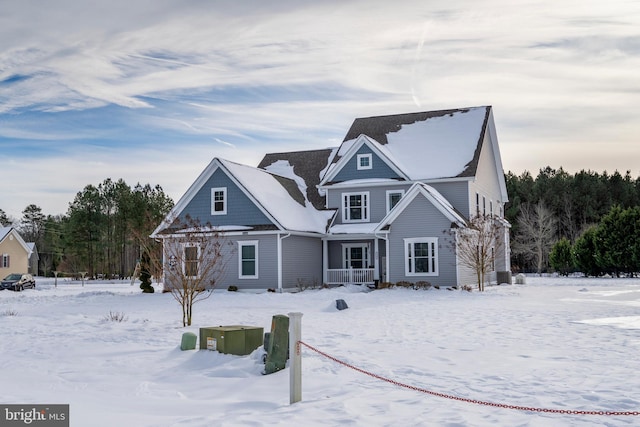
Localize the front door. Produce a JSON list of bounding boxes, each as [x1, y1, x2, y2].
[[343, 244, 369, 269]]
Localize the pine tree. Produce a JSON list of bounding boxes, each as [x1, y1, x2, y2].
[[139, 252, 154, 293]]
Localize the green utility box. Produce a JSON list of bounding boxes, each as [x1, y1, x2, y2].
[[199, 325, 264, 356], [264, 314, 289, 375], [180, 332, 197, 351]]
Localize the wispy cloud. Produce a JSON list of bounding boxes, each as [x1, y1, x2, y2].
[[1, 0, 640, 218]]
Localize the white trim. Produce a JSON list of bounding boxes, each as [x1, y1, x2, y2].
[[385, 189, 404, 213], [357, 153, 372, 170], [238, 240, 259, 279], [151, 158, 287, 237], [376, 183, 466, 233], [277, 233, 291, 292], [404, 237, 439, 276], [319, 134, 409, 186], [342, 191, 370, 223], [211, 187, 227, 215], [341, 243, 370, 269]]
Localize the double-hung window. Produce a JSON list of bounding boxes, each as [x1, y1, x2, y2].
[[183, 246, 199, 277], [1, 254, 9, 268], [238, 241, 258, 279], [386, 190, 404, 213], [211, 187, 227, 215], [404, 238, 438, 276], [342, 192, 369, 222]]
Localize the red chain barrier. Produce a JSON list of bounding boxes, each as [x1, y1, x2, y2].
[[298, 341, 640, 416]]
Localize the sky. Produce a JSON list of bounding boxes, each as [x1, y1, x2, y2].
[[1, 0, 640, 219]]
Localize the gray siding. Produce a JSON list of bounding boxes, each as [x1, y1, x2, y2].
[[387, 195, 459, 287], [282, 235, 323, 289], [229, 235, 279, 290], [332, 145, 402, 182], [327, 183, 412, 224], [163, 234, 280, 291], [179, 169, 273, 227], [429, 181, 470, 218]]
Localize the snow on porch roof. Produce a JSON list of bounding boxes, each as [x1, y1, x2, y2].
[[341, 106, 491, 180]]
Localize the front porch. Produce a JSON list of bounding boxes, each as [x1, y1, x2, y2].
[[325, 267, 376, 285], [322, 233, 386, 286]]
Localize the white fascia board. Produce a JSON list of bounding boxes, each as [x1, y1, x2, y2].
[[157, 229, 324, 239], [216, 160, 285, 231], [375, 183, 466, 232], [486, 108, 509, 203], [319, 134, 409, 186], [151, 158, 223, 236], [420, 176, 474, 184], [4, 228, 32, 254]]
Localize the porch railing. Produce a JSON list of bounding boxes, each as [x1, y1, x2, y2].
[[326, 268, 375, 285]]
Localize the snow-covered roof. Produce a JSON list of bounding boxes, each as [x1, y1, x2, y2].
[[0, 226, 10, 242], [220, 159, 334, 233], [258, 148, 337, 210], [153, 158, 334, 236], [0, 226, 32, 253], [337, 106, 491, 181], [328, 223, 383, 235]]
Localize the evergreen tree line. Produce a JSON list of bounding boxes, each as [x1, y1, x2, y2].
[[506, 167, 640, 275], [0, 178, 174, 278]]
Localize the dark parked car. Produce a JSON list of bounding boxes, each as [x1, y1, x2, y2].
[[1, 273, 36, 291]]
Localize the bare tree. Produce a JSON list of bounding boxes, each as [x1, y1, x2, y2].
[[161, 216, 234, 327], [513, 202, 557, 274], [452, 214, 504, 292]]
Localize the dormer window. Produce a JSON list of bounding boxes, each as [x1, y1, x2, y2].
[[357, 153, 372, 170]]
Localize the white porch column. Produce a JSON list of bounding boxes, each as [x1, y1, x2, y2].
[[374, 238, 379, 281], [277, 233, 283, 292], [322, 239, 328, 285], [385, 237, 390, 283]]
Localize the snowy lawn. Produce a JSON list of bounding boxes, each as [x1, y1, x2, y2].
[[1, 276, 639, 426]]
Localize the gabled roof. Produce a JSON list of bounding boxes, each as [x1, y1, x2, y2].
[[0, 226, 32, 254], [258, 148, 337, 210], [331, 106, 492, 181], [152, 158, 334, 236], [319, 134, 410, 185], [375, 182, 467, 232]]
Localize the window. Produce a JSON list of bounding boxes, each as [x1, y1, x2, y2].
[[238, 241, 258, 279], [1, 254, 9, 268], [357, 153, 372, 170], [183, 246, 198, 277], [342, 192, 370, 222], [211, 187, 227, 215], [475, 193, 480, 215], [483, 196, 486, 215], [404, 238, 438, 276], [386, 190, 404, 213]]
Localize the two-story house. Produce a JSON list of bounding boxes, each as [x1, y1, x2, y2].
[[152, 106, 510, 291]]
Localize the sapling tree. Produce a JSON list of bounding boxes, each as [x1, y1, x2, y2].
[[161, 215, 233, 326], [512, 202, 557, 274], [451, 214, 504, 292]]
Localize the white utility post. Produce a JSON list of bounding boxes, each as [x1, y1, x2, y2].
[[289, 312, 303, 404]]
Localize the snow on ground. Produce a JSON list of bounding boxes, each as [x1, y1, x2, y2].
[[1, 276, 640, 426]]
